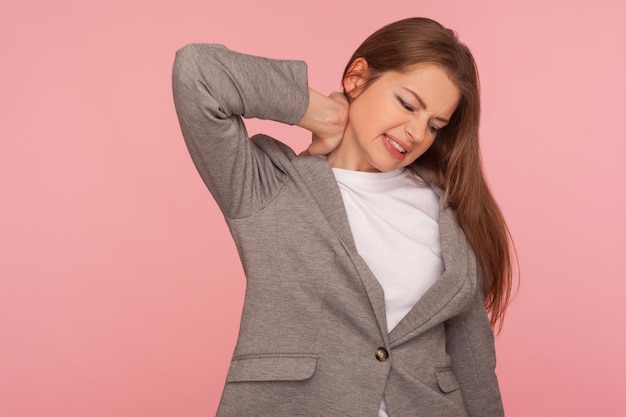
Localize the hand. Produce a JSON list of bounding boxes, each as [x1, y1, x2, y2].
[[297, 90, 349, 156]]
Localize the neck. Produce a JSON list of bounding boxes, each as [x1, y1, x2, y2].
[[327, 132, 379, 172]]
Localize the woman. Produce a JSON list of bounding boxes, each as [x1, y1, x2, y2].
[[173, 17, 513, 417]]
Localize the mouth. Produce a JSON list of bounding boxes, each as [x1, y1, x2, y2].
[[384, 134, 409, 154]]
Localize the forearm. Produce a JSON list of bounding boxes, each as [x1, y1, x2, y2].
[[172, 44, 309, 129]]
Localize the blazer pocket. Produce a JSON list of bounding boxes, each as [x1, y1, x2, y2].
[[435, 369, 460, 393], [226, 354, 318, 383]]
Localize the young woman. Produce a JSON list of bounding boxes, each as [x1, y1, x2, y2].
[[173, 17, 513, 417]]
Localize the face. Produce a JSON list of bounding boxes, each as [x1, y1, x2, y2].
[[328, 60, 461, 172]]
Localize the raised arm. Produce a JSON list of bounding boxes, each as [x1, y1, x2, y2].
[[172, 44, 310, 218]]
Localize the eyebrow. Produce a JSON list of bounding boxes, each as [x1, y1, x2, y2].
[[402, 87, 451, 124]]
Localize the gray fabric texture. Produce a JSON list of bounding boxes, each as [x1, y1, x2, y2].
[[172, 43, 504, 417]]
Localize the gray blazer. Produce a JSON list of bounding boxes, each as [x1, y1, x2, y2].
[[172, 44, 504, 417]]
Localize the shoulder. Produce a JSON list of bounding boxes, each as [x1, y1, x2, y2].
[[251, 134, 335, 188], [250, 134, 298, 161]]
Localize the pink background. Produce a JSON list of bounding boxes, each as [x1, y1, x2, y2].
[[1, 0, 625, 416]]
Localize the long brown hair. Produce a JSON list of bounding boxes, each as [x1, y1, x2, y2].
[[343, 17, 515, 330]]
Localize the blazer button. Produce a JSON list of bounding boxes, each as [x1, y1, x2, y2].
[[375, 347, 389, 362]]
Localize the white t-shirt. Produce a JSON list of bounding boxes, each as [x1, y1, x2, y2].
[[332, 167, 444, 331], [332, 167, 443, 417]]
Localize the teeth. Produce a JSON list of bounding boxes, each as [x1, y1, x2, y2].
[[385, 135, 406, 153]]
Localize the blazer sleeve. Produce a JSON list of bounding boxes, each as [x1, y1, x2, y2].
[[444, 269, 505, 417], [172, 44, 309, 218]]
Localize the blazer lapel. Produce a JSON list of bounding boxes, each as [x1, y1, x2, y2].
[[388, 187, 477, 346], [292, 155, 390, 338], [291, 156, 477, 346]]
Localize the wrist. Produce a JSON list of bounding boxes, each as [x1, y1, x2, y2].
[[297, 89, 346, 136]]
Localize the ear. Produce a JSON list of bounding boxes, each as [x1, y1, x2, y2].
[[342, 57, 369, 99]]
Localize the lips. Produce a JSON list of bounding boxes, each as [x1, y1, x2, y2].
[[385, 136, 406, 153], [383, 134, 411, 159]]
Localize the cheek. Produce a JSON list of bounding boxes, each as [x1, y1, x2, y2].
[[348, 92, 395, 138], [422, 138, 437, 155], [408, 137, 437, 161], [347, 103, 373, 136]]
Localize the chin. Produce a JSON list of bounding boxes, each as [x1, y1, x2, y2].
[[373, 156, 410, 172], [368, 162, 400, 173]]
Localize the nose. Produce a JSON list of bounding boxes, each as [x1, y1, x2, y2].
[[405, 116, 428, 144]]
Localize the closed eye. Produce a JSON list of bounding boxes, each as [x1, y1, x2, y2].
[[428, 124, 439, 134], [397, 97, 414, 112]]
